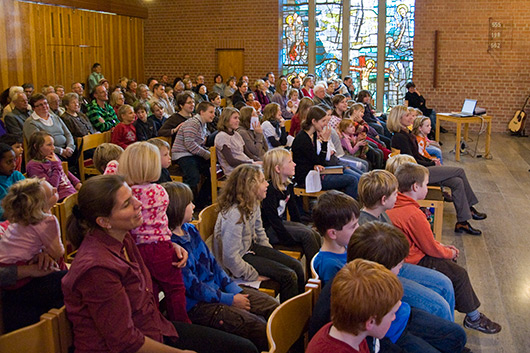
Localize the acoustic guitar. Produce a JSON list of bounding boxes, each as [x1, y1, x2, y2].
[[509, 94, 530, 134]]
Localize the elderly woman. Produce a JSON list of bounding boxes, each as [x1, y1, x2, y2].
[[271, 77, 293, 120], [23, 93, 75, 161], [60, 93, 97, 138], [61, 175, 259, 353], [110, 91, 125, 118]]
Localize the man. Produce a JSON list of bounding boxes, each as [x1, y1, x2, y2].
[[149, 83, 175, 117], [87, 63, 104, 95], [290, 76, 303, 99], [54, 85, 65, 102], [266, 72, 276, 93], [71, 82, 89, 113], [193, 75, 205, 92], [22, 83, 34, 99], [86, 84, 119, 132], [160, 75, 169, 85], [41, 85, 55, 95], [343, 76, 355, 98], [313, 83, 333, 110], [147, 78, 158, 93], [5, 92, 31, 136], [46, 93, 64, 116]]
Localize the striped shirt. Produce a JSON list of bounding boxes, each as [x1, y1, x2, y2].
[[86, 100, 119, 132], [171, 115, 210, 161]]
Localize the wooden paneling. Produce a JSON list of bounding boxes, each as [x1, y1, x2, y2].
[[0, 0, 144, 92], [22, 0, 148, 19]]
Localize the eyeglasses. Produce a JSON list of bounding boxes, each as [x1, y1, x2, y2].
[[34, 101, 49, 108]]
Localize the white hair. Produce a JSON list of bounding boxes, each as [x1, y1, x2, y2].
[[8, 86, 23, 101]]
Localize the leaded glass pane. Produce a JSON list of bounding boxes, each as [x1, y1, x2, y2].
[[315, 0, 342, 81], [281, 0, 310, 80]]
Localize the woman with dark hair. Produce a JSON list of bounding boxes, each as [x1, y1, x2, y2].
[[61, 175, 259, 353], [159, 92, 196, 137], [212, 74, 226, 98]]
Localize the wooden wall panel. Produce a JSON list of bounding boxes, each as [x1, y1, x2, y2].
[[0, 0, 144, 93]]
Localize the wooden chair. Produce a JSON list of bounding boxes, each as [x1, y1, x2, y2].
[[220, 98, 227, 108], [390, 147, 401, 158], [56, 193, 78, 262], [309, 253, 319, 280], [48, 306, 73, 353], [283, 119, 291, 133], [0, 313, 60, 353], [209, 146, 227, 202], [265, 285, 316, 353], [292, 186, 325, 212], [77, 131, 111, 182], [418, 186, 444, 240], [23, 135, 30, 171]]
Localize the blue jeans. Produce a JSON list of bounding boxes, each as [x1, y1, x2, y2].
[[426, 145, 443, 164], [396, 307, 467, 353], [321, 168, 359, 199], [399, 263, 455, 322]]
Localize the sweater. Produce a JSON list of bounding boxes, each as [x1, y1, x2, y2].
[[292, 130, 329, 186], [171, 223, 242, 312], [261, 183, 301, 245], [236, 127, 268, 161], [86, 100, 119, 132], [172, 115, 210, 161], [159, 112, 188, 137], [213, 205, 272, 281], [23, 112, 75, 155], [390, 129, 434, 167], [111, 123, 137, 149], [386, 193, 453, 264], [134, 118, 157, 141], [26, 158, 79, 201], [60, 111, 96, 138], [5, 107, 31, 136]]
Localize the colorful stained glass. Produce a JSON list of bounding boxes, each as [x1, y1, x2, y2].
[[315, 0, 343, 81], [281, 0, 309, 79]]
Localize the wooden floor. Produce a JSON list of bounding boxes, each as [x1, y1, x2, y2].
[[436, 131, 530, 353]]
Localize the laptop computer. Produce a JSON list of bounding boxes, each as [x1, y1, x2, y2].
[[451, 99, 477, 117]]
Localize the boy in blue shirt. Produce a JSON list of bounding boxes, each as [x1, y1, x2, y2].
[[0, 143, 25, 220]]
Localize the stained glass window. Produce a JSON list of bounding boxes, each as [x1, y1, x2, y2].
[[281, 0, 310, 82], [315, 0, 343, 81]]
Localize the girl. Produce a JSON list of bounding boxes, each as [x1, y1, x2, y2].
[[245, 92, 262, 114], [27, 131, 81, 202], [262, 148, 321, 261], [111, 104, 137, 149], [215, 107, 255, 175], [261, 103, 291, 149], [118, 142, 191, 323], [237, 106, 268, 161], [213, 164, 305, 302], [286, 89, 300, 115], [164, 182, 278, 352], [0, 143, 25, 220], [337, 119, 384, 170], [0, 178, 66, 332], [356, 90, 392, 146], [291, 106, 359, 199], [412, 116, 443, 164], [289, 97, 313, 136], [349, 103, 391, 159], [109, 91, 125, 118], [329, 94, 349, 129]]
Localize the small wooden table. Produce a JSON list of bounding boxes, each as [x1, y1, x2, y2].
[[435, 114, 492, 161]]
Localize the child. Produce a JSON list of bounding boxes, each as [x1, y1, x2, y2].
[[412, 116, 443, 164], [387, 162, 501, 334], [261, 148, 321, 261], [92, 142, 123, 175], [111, 104, 137, 149], [358, 170, 456, 322], [0, 134, 23, 172], [237, 106, 268, 161], [337, 119, 380, 169], [261, 103, 290, 149], [118, 142, 190, 323], [286, 89, 300, 115], [289, 97, 313, 137], [207, 91, 223, 133], [148, 101, 167, 132], [311, 190, 360, 285], [245, 91, 262, 114], [26, 131, 81, 202], [348, 103, 391, 155], [0, 143, 25, 220], [164, 181, 278, 351], [214, 107, 255, 175], [148, 137, 172, 183], [134, 102, 157, 141], [307, 259, 403, 353], [213, 164, 305, 302]]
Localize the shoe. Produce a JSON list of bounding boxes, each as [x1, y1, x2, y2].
[[443, 191, 453, 203], [470, 206, 487, 220], [464, 313, 502, 334], [455, 221, 482, 235], [440, 126, 448, 133]]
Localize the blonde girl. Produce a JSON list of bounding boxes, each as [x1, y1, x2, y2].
[[213, 164, 305, 303], [286, 89, 300, 114], [261, 148, 321, 261], [118, 141, 190, 323], [164, 181, 278, 351], [237, 106, 268, 161], [412, 116, 443, 164], [26, 131, 81, 201]]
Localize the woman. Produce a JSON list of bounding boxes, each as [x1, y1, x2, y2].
[[387, 105, 487, 235], [212, 74, 226, 98], [110, 91, 125, 118], [329, 94, 349, 129], [254, 80, 271, 111], [271, 77, 293, 120], [292, 105, 359, 199], [289, 97, 313, 136], [224, 76, 237, 103], [301, 76, 314, 98], [60, 93, 97, 138], [237, 106, 268, 161], [61, 175, 259, 353], [159, 92, 195, 137], [23, 93, 75, 162]]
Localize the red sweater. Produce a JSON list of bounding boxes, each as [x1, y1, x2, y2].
[[111, 122, 137, 149], [387, 193, 453, 264]]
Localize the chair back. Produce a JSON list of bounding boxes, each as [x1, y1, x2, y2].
[[77, 131, 111, 181], [197, 203, 219, 247], [209, 146, 226, 201], [48, 306, 73, 353], [56, 193, 78, 260], [310, 254, 319, 280], [266, 286, 315, 353], [0, 314, 60, 353]]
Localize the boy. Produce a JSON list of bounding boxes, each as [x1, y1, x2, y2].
[[133, 103, 157, 141], [309, 222, 468, 353], [110, 104, 136, 149], [148, 138, 172, 184], [312, 190, 360, 285], [0, 134, 23, 172], [307, 259, 403, 353], [172, 101, 214, 209], [207, 92, 222, 133], [148, 101, 168, 132], [387, 162, 501, 334]]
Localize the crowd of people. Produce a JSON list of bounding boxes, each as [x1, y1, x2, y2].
[[0, 64, 500, 353]]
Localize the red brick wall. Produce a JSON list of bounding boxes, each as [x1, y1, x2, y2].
[[413, 0, 530, 132], [143, 0, 280, 88]]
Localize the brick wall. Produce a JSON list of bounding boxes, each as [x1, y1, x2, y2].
[[413, 0, 530, 132], [143, 0, 280, 88]]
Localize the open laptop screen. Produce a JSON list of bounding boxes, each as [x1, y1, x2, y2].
[[462, 99, 477, 115]]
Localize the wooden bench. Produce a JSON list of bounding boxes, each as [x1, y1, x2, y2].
[[209, 146, 227, 202]]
